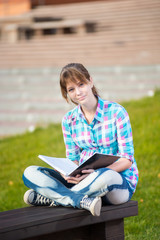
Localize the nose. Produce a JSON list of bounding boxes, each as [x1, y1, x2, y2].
[[75, 87, 81, 95]]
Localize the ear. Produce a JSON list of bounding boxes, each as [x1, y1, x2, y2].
[[89, 77, 94, 88]]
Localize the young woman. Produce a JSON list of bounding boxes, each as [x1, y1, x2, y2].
[[23, 63, 138, 217]]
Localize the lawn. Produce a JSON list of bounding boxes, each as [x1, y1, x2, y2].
[[0, 91, 160, 239]]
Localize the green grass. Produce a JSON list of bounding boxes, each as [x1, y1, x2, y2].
[[123, 90, 160, 240], [0, 91, 160, 239]]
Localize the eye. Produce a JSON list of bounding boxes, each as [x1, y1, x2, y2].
[[68, 88, 74, 92], [79, 83, 84, 87]]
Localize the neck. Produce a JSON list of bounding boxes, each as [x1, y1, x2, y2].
[[81, 95, 98, 123]]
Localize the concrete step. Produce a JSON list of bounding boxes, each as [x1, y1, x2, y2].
[[0, 0, 159, 68], [0, 65, 160, 137]]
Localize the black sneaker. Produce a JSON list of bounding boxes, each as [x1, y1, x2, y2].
[[80, 195, 101, 217], [24, 189, 57, 207]]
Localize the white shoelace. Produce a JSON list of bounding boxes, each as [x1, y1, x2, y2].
[[35, 194, 51, 205], [49, 201, 57, 207], [80, 196, 92, 209]]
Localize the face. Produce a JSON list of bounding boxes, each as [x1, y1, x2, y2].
[[66, 79, 94, 105]]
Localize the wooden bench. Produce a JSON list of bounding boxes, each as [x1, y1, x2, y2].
[[1, 19, 96, 42], [31, 19, 87, 36], [0, 200, 138, 240]]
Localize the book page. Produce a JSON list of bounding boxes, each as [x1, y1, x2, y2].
[[38, 155, 77, 176]]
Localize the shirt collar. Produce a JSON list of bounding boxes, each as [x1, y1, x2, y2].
[[94, 96, 104, 122], [77, 105, 84, 120], [76, 96, 104, 123]]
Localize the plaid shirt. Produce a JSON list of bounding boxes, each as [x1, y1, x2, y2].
[[62, 97, 138, 192]]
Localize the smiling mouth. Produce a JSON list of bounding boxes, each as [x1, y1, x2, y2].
[[77, 96, 85, 101]]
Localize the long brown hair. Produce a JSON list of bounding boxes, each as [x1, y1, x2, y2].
[[60, 63, 99, 104]]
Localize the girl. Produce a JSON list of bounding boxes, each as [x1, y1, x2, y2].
[[23, 63, 138, 217]]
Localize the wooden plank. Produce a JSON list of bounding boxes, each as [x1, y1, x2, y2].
[[26, 219, 124, 240], [0, 201, 138, 240]]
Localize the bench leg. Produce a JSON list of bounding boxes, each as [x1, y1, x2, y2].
[[90, 219, 124, 240]]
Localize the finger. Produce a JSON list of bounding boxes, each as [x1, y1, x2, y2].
[[67, 179, 79, 184], [66, 176, 76, 180], [75, 174, 81, 178], [81, 169, 94, 174]]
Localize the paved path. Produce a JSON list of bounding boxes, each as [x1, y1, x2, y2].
[[0, 65, 160, 137]]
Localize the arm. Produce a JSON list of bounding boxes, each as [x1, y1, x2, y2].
[[67, 156, 132, 184], [62, 117, 82, 183], [106, 157, 132, 172], [62, 116, 81, 163], [109, 106, 134, 172]]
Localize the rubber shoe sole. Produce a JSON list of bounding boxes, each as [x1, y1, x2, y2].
[[89, 197, 102, 217], [23, 189, 35, 205]]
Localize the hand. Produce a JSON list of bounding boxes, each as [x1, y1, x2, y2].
[[64, 169, 94, 184]]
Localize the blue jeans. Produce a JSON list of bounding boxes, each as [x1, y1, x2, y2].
[[23, 166, 133, 208]]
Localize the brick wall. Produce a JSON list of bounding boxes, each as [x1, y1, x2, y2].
[[0, 0, 30, 17]]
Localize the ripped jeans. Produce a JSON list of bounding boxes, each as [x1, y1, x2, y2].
[[23, 166, 133, 208]]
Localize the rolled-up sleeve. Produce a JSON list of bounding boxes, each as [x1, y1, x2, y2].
[[116, 106, 134, 163], [62, 115, 80, 162]]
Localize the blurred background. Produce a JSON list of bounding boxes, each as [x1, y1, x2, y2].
[[0, 0, 160, 137]]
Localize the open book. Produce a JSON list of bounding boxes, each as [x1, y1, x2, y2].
[[38, 153, 119, 177]]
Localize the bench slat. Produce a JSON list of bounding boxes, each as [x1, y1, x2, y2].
[[0, 200, 138, 240]]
